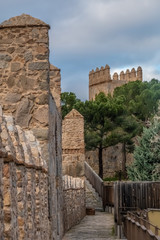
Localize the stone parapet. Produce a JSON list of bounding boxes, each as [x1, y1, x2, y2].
[[63, 175, 86, 232], [0, 106, 47, 172]]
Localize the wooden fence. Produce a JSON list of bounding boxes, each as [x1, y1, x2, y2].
[[124, 211, 160, 240], [114, 181, 160, 238]]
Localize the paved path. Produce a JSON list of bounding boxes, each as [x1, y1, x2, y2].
[[63, 211, 120, 240]]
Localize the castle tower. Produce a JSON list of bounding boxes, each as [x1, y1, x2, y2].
[[89, 64, 111, 100], [89, 65, 143, 100]]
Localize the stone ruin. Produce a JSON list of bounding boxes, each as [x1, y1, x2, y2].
[[0, 14, 86, 239], [89, 64, 143, 100]]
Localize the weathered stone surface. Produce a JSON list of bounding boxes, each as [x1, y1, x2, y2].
[[5, 93, 21, 103], [35, 93, 48, 105], [7, 47, 15, 54], [24, 51, 33, 62], [28, 62, 48, 70], [0, 60, 8, 69], [0, 14, 50, 28], [15, 98, 33, 128], [32, 128, 48, 140], [19, 75, 34, 90], [35, 54, 47, 60], [33, 105, 48, 124], [11, 62, 21, 72], [0, 54, 12, 61]]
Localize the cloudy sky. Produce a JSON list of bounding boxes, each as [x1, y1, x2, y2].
[[1, 0, 160, 100]]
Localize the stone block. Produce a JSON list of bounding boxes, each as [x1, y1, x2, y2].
[[5, 93, 21, 103], [15, 98, 33, 128], [0, 60, 8, 69], [11, 62, 21, 72], [28, 62, 48, 70], [0, 54, 12, 62], [33, 106, 48, 124], [32, 128, 48, 140]]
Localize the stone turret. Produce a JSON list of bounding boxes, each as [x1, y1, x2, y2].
[[89, 65, 143, 100]]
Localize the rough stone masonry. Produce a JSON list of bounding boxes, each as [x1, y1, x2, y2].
[[0, 14, 87, 240], [0, 14, 64, 240]]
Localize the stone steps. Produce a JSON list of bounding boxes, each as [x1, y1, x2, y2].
[[85, 179, 103, 210]]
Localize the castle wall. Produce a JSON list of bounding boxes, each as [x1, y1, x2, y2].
[[63, 175, 85, 232], [0, 107, 50, 239], [62, 109, 86, 231], [0, 14, 64, 239], [89, 65, 143, 100]]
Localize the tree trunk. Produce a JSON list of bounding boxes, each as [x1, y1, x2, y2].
[[98, 146, 103, 179], [122, 142, 127, 179]]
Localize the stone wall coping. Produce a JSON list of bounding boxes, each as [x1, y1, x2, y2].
[[0, 14, 50, 29]]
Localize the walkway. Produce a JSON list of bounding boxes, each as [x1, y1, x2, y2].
[[63, 211, 120, 240]]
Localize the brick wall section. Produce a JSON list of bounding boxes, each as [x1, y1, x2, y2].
[[62, 109, 85, 177], [89, 65, 143, 100], [63, 175, 86, 232], [0, 106, 50, 239]]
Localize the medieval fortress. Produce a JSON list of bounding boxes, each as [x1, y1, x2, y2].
[[89, 65, 142, 100], [0, 14, 143, 239]]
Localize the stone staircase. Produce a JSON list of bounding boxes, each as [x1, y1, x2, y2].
[[85, 179, 103, 211]]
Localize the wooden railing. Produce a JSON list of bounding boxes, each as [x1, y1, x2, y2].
[[84, 161, 114, 210], [124, 211, 160, 240]]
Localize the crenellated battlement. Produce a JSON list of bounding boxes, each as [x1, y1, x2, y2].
[[89, 64, 111, 86], [112, 66, 142, 82], [89, 65, 143, 100]]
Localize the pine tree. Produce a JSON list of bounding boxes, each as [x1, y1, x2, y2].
[[127, 121, 160, 181]]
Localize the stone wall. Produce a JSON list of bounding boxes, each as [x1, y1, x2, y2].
[[0, 14, 64, 239], [63, 175, 86, 232], [0, 106, 50, 239], [62, 109, 86, 231], [62, 109, 85, 178], [50, 64, 61, 112], [86, 143, 134, 179], [89, 65, 143, 100]]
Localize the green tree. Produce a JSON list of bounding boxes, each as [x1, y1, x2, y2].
[[127, 120, 160, 181], [75, 93, 131, 178], [61, 92, 81, 119], [114, 79, 160, 121]]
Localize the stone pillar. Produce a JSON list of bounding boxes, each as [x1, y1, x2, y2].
[[62, 109, 85, 178]]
